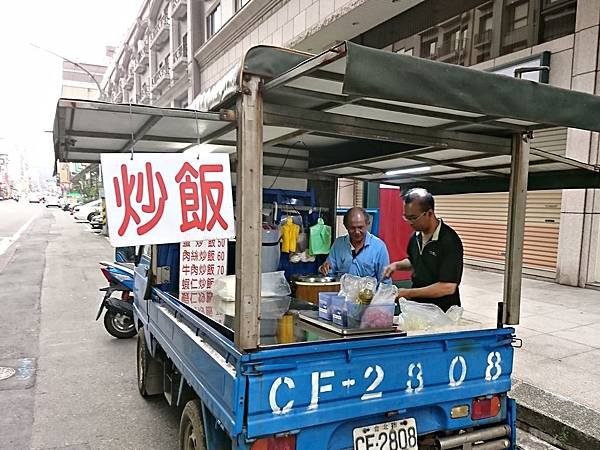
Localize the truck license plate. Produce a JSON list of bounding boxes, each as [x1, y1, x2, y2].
[[353, 418, 418, 450]]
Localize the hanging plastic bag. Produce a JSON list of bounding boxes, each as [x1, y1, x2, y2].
[[280, 216, 300, 253], [309, 218, 332, 255], [397, 299, 463, 331]]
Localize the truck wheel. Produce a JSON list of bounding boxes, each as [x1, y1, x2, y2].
[[104, 311, 136, 339], [137, 328, 162, 397], [179, 399, 207, 450]]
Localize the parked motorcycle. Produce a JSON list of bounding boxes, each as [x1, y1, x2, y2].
[[90, 212, 103, 230], [97, 261, 136, 339]]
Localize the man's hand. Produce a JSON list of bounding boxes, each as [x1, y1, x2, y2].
[[383, 262, 398, 279], [384, 259, 412, 278], [396, 288, 411, 300], [319, 261, 331, 276]]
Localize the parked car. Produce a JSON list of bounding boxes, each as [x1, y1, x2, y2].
[[45, 196, 61, 208], [73, 200, 101, 221], [28, 192, 43, 203]]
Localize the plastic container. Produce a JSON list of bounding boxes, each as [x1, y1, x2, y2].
[[261, 224, 281, 273], [318, 292, 335, 321], [330, 295, 348, 327], [261, 296, 291, 320], [215, 295, 290, 319]]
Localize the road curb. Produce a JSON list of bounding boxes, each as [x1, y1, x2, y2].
[[512, 379, 600, 450]]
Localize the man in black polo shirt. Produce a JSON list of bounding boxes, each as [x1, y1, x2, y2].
[[383, 188, 463, 312]]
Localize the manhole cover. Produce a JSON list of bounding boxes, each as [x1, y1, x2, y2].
[[0, 367, 16, 381]]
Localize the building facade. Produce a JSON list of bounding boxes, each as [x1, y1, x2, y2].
[[62, 60, 107, 198], [103, 0, 600, 288]]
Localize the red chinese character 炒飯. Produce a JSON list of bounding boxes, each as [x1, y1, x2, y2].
[[112, 163, 168, 236], [175, 163, 228, 232]]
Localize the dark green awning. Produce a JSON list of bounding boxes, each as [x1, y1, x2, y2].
[[343, 42, 600, 134]]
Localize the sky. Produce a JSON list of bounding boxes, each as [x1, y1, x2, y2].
[[0, 0, 142, 179]]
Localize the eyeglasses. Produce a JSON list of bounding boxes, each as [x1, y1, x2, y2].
[[402, 210, 428, 223]]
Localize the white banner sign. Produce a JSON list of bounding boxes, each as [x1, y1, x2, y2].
[[101, 153, 235, 247], [178, 239, 227, 324]]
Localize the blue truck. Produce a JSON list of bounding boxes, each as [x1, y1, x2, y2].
[[53, 41, 600, 449]]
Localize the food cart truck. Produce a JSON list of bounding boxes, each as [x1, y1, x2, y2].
[[53, 42, 600, 450]]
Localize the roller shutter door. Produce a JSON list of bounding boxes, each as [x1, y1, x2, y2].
[[436, 191, 561, 275], [435, 128, 566, 276]]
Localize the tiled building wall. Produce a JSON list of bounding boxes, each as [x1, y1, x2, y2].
[[199, 0, 356, 91]]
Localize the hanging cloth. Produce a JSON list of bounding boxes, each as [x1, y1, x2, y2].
[[280, 216, 300, 253], [309, 218, 332, 255]]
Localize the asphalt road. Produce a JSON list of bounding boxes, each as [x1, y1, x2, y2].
[[0, 204, 179, 450], [0, 201, 44, 265]]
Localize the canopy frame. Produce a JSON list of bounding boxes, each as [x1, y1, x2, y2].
[[53, 41, 600, 351]]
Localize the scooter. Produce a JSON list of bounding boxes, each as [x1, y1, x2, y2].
[[97, 261, 136, 339]]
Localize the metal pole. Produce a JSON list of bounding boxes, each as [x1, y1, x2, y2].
[[234, 74, 263, 350], [30, 43, 106, 98], [503, 133, 530, 324]]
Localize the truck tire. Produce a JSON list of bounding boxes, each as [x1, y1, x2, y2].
[[137, 328, 162, 397], [179, 399, 207, 450]]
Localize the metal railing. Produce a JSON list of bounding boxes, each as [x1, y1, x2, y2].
[[173, 42, 187, 63], [151, 64, 170, 85], [137, 46, 148, 63], [172, 0, 187, 15], [149, 15, 170, 43], [140, 83, 150, 101]]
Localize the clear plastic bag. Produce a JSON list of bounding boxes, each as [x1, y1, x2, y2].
[[213, 271, 291, 302], [370, 283, 398, 305], [338, 274, 377, 303], [397, 299, 463, 331], [357, 284, 398, 328]]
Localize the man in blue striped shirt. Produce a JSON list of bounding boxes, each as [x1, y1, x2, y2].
[[319, 207, 391, 284]]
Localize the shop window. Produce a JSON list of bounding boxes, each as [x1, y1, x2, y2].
[[206, 3, 222, 39]]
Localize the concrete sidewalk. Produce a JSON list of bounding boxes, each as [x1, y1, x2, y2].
[[460, 268, 600, 449]]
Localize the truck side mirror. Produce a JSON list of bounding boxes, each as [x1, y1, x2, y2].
[[134, 246, 143, 266]]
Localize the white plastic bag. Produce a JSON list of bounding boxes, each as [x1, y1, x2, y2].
[[397, 299, 463, 331]]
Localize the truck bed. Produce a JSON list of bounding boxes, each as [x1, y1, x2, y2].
[[139, 290, 515, 448]]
